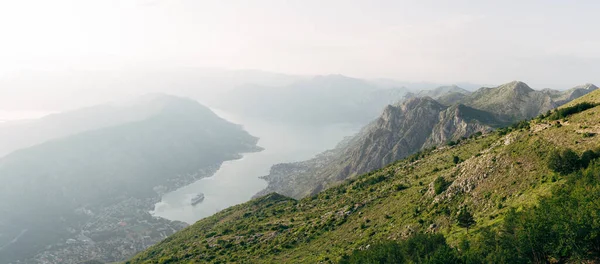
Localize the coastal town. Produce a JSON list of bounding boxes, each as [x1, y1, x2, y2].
[[28, 165, 220, 264], [32, 197, 188, 264]]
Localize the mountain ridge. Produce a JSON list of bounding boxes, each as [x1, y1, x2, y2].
[[128, 87, 600, 264], [257, 81, 579, 199]]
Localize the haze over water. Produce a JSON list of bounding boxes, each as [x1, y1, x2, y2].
[[151, 109, 360, 224]]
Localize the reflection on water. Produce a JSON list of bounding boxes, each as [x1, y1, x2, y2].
[[151, 109, 360, 224]]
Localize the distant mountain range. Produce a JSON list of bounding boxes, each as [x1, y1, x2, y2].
[[256, 81, 598, 199], [0, 95, 261, 263], [212, 75, 410, 125]]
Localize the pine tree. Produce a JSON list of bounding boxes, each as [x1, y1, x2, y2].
[[457, 208, 476, 233]]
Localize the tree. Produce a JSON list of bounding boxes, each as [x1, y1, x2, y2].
[[580, 149, 599, 168], [457, 208, 476, 233], [339, 241, 405, 264], [547, 148, 580, 175], [453, 156, 460, 164]]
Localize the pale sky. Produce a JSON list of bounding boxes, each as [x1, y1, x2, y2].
[[0, 0, 599, 88]]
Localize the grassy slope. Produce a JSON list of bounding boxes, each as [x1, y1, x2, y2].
[[129, 90, 600, 264]]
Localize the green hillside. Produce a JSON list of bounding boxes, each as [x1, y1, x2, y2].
[[128, 90, 600, 264]]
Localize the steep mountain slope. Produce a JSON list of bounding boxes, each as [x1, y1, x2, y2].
[[213, 75, 407, 125], [255, 98, 505, 199], [423, 104, 504, 147], [257, 81, 595, 199], [129, 88, 600, 264], [0, 95, 261, 264]]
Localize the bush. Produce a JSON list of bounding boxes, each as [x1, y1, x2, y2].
[[547, 149, 581, 174], [340, 234, 459, 264], [511, 120, 530, 130], [395, 184, 409, 191], [547, 102, 599, 120], [340, 241, 405, 264], [433, 177, 451, 195], [580, 149, 600, 168], [582, 132, 596, 138], [547, 148, 600, 175], [457, 208, 476, 232], [469, 131, 483, 139], [453, 156, 461, 164]]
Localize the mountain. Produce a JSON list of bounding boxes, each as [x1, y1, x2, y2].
[[213, 75, 408, 125], [0, 95, 261, 263], [416, 85, 471, 98], [545, 83, 599, 105], [460, 81, 557, 121], [0, 68, 303, 112], [0, 94, 194, 158], [255, 98, 506, 199], [403, 85, 471, 106], [256, 81, 594, 199], [128, 89, 600, 263], [368, 79, 484, 92]]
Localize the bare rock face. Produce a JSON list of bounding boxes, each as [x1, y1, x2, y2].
[[424, 104, 499, 148], [340, 97, 446, 178]]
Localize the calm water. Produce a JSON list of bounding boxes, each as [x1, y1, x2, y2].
[[151, 109, 360, 224]]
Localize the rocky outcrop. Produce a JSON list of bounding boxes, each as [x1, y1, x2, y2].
[[424, 104, 503, 148], [337, 97, 446, 178]]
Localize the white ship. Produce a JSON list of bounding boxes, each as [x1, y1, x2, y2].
[[191, 193, 205, 206]]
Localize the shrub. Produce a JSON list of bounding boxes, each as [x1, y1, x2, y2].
[[547, 149, 580, 174], [582, 132, 596, 138], [547, 148, 600, 175], [434, 176, 451, 195], [340, 234, 459, 264], [457, 208, 476, 232], [547, 102, 599, 120], [395, 184, 409, 191], [452, 156, 461, 164], [339, 241, 405, 264], [580, 149, 600, 168]]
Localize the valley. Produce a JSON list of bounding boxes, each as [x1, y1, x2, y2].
[[151, 110, 360, 224]]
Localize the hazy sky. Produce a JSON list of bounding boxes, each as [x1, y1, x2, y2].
[[0, 0, 599, 88]]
